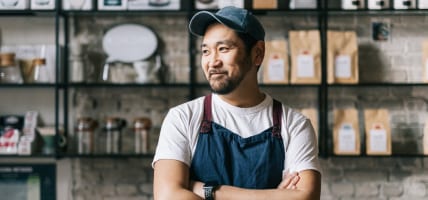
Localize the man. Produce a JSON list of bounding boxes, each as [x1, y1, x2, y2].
[[153, 6, 321, 200]]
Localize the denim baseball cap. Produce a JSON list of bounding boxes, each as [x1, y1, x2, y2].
[[189, 6, 265, 41]]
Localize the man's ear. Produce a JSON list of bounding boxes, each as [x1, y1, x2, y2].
[[253, 41, 265, 66]]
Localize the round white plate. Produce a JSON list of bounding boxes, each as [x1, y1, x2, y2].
[[102, 24, 158, 62]]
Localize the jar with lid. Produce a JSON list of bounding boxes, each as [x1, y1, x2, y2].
[[101, 117, 126, 154], [75, 117, 97, 154], [0, 53, 23, 84], [33, 58, 50, 83], [134, 117, 152, 154]]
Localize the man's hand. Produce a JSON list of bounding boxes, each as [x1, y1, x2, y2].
[[277, 171, 300, 190]]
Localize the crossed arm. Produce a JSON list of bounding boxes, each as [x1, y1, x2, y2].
[[153, 159, 321, 200]]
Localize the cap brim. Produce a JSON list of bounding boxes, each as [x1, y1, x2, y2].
[[189, 11, 244, 37]]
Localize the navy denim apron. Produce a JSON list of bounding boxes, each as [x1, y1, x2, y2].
[[190, 94, 285, 189]]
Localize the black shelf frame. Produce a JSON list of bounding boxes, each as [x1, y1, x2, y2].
[[2, 0, 428, 159]]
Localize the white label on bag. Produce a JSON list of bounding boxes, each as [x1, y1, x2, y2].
[[297, 54, 315, 78], [218, 0, 244, 8], [335, 55, 352, 78], [268, 56, 285, 81], [425, 59, 428, 81], [369, 124, 387, 152], [338, 123, 356, 152]]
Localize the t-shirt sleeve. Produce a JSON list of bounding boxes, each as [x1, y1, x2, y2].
[[284, 117, 321, 174], [152, 108, 192, 168]]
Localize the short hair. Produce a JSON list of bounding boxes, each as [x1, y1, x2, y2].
[[237, 32, 258, 54]]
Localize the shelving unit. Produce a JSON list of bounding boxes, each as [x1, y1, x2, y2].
[[1, 0, 427, 159]]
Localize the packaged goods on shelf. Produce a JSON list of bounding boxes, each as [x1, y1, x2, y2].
[[289, 0, 317, 9], [218, 0, 244, 9], [128, 0, 180, 10], [62, 0, 94, 10], [0, 0, 29, 10], [364, 109, 392, 155], [367, 0, 390, 10], [327, 31, 359, 84], [289, 30, 321, 84], [195, 0, 218, 9], [30, 0, 55, 10], [341, 0, 365, 10], [253, 0, 277, 9], [393, 0, 416, 9], [261, 39, 289, 84], [419, 0, 428, 9], [333, 109, 360, 155], [0, 45, 56, 84], [98, 0, 127, 10]]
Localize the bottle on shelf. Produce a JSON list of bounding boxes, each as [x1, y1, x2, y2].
[[32, 58, 50, 83], [101, 117, 126, 154], [75, 117, 98, 154], [0, 53, 24, 84], [133, 117, 152, 154]]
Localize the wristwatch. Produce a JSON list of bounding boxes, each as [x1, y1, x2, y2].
[[203, 181, 218, 200]]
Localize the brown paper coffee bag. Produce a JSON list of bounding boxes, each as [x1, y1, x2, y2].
[[333, 108, 360, 155], [327, 31, 359, 84], [422, 40, 428, 82], [364, 109, 392, 155], [300, 108, 318, 140], [253, 0, 277, 9], [262, 39, 289, 84], [289, 30, 321, 84]]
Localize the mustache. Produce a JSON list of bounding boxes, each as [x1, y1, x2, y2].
[[208, 69, 227, 75]]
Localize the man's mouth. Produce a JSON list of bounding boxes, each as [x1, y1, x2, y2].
[[209, 70, 227, 79]]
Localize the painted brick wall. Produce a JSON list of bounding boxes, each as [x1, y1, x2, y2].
[[61, 13, 428, 200]]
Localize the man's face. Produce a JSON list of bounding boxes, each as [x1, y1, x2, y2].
[[201, 23, 253, 95]]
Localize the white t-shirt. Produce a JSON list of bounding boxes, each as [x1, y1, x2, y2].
[[153, 93, 321, 174]]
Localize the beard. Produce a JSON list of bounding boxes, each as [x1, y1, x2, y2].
[[208, 57, 252, 95]]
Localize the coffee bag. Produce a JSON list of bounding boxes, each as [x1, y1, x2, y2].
[[253, 0, 277, 9], [333, 108, 360, 155], [327, 30, 359, 84], [364, 109, 392, 155], [422, 40, 428, 82], [262, 39, 289, 84], [289, 30, 321, 84]]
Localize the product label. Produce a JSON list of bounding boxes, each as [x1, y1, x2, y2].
[[297, 54, 315, 78], [425, 59, 428, 81], [338, 123, 356, 152], [267, 56, 285, 81], [105, 0, 122, 6], [218, 0, 244, 8], [335, 55, 352, 78], [369, 124, 387, 152]]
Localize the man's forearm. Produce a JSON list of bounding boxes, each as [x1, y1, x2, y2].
[[214, 185, 318, 200], [155, 188, 203, 200]]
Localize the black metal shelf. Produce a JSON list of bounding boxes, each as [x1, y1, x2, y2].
[[327, 9, 428, 16], [327, 83, 428, 87], [57, 153, 154, 159], [59, 10, 189, 17], [67, 83, 191, 88], [0, 10, 57, 16], [0, 83, 58, 88]]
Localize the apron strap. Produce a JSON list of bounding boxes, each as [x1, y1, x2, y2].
[[200, 94, 213, 133], [200, 94, 283, 137], [272, 99, 282, 138]]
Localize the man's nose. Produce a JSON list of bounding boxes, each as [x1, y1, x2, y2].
[[208, 52, 221, 68]]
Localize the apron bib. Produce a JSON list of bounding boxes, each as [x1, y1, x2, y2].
[[190, 94, 285, 189]]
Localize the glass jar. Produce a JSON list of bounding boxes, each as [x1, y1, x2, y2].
[[33, 58, 50, 83], [133, 117, 152, 154], [101, 117, 126, 154], [0, 53, 23, 84], [75, 117, 97, 154]]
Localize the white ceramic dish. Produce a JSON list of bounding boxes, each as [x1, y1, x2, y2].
[[102, 23, 158, 63]]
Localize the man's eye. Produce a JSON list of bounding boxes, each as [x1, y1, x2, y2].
[[219, 46, 229, 52], [202, 49, 209, 55]]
